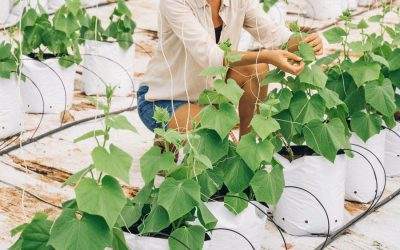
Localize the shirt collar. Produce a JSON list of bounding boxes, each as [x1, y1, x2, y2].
[[196, 0, 230, 8]]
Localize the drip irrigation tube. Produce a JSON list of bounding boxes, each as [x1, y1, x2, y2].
[[0, 106, 137, 156]]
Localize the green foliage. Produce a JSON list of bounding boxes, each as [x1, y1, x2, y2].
[[80, 0, 136, 48], [0, 42, 18, 79], [169, 226, 206, 250]]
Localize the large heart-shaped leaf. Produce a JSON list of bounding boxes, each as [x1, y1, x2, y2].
[[48, 209, 112, 250], [365, 78, 396, 117], [323, 27, 347, 44], [140, 146, 175, 184], [250, 161, 284, 205], [289, 92, 325, 125], [348, 60, 381, 87], [158, 178, 201, 222], [223, 156, 254, 193], [139, 205, 170, 234], [201, 103, 239, 139], [197, 168, 224, 199], [214, 79, 244, 105], [192, 129, 229, 164], [303, 118, 347, 162], [250, 115, 280, 140], [169, 226, 206, 250], [319, 88, 345, 109], [224, 192, 249, 215], [75, 176, 126, 228], [19, 213, 52, 250], [197, 202, 218, 230], [236, 134, 275, 171], [92, 144, 132, 183], [350, 111, 382, 142], [299, 64, 328, 89]]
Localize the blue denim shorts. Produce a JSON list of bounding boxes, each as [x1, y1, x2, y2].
[[137, 85, 188, 131]]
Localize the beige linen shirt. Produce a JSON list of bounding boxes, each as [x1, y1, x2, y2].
[[141, 0, 292, 102]]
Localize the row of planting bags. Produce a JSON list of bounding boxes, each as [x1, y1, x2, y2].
[[0, 39, 135, 139], [120, 126, 400, 250], [0, 0, 106, 24]]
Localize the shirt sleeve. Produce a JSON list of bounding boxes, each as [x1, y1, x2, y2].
[[243, 0, 292, 49], [160, 0, 225, 68]]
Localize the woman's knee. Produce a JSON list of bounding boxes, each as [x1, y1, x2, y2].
[[168, 103, 202, 132]]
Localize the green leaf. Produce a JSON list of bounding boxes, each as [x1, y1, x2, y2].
[[250, 115, 280, 140], [323, 27, 347, 44], [54, 12, 80, 36], [201, 103, 239, 139], [117, 200, 141, 228], [117, 0, 132, 17], [199, 66, 227, 77], [169, 226, 205, 250], [62, 165, 93, 187], [250, 161, 285, 205], [117, 32, 134, 49], [153, 106, 170, 125], [273, 88, 293, 112], [319, 88, 344, 109], [140, 146, 176, 184], [224, 192, 249, 214], [74, 130, 105, 143], [158, 178, 201, 222], [106, 115, 137, 133], [368, 15, 383, 22], [274, 110, 295, 142], [365, 79, 396, 116], [370, 53, 390, 68], [348, 41, 372, 53], [197, 169, 224, 199], [214, 79, 244, 105], [357, 19, 369, 29], [48, 209, 112, 250], [389, 49, 400, 71], [197, 202, 218, 230], [315, 51, 340, 66], [92, 144, 133, 183], [236, 134, 275, 171], [75, 176, 126, 228], [348, 60, 381, 87], [261, 69, 285, 86], [198, 89, 230, 105], [350, 111, 382, 142], [139, 205, 170, 234], [19, 213, 52, 250], [111, 228, 129, 250], [223, 156, 254, 193], [299, 43, 315, 62], [303, 119, 347, 162], [192, 129, 229, 164], [289, 92, 325, 124], [299, 64, 327, 88]]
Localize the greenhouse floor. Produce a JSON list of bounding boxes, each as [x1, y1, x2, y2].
[[1, 0, 400, 249]]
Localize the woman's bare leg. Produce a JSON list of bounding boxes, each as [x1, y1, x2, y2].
[[167, 103, 202, 133], [228, 63, 269, 137]]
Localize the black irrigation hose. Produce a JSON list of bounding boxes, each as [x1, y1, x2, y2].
[[206, 228, 256, 250], [0, 179, 62, 209], [0, 106, 137, 156], [383, 125, 400, 138], [210, 194, 288, 250], [283, 186, 331, 250], [21, 58, 68, 127], [350, 143, 387, 209]]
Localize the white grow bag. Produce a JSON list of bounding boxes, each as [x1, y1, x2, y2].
[[384, 123, 400, 177], [204, 201, 266, 250], [342, 0, 358, 10], [273, 153, 346, 235], [0, 0, 10, 24], [238, 2, 287, 51], [106, 232, 210, 250], [306, 0, 343, 20], [358, 0, 374, 6], [20, 56, 76, 114], [0, 75, 23, 140], [82, 40, 135, 97], [345, 132, 386, 203], [11, 0, 48, 16]]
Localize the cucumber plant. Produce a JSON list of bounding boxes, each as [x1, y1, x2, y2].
[[79, 0, 136, 49], [19, 0, 85, 67], [322, 8, 399, 141], [10, 86, 139, 250], [0, 41, 19, 79]]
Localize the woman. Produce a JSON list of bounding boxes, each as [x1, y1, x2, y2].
[[138, 0, 323, 137]]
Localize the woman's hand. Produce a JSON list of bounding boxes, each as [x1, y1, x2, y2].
[[288, 33, 323, 55], [265, 50, 305, 76]]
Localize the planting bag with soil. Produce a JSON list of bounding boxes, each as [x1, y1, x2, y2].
[[20, 55, 76, 114], [273, 149, 346, 235], [204, 201, 267, 250], [384, 124, 400, 177], [82, 40, 135, 97], [0, 0, 10, 24], [306, 0, 343, 20], [345, 132, 386, 203], [0, 75, 23, 139]]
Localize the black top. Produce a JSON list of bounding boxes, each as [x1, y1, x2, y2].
[[215, 25, 223, 44]]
